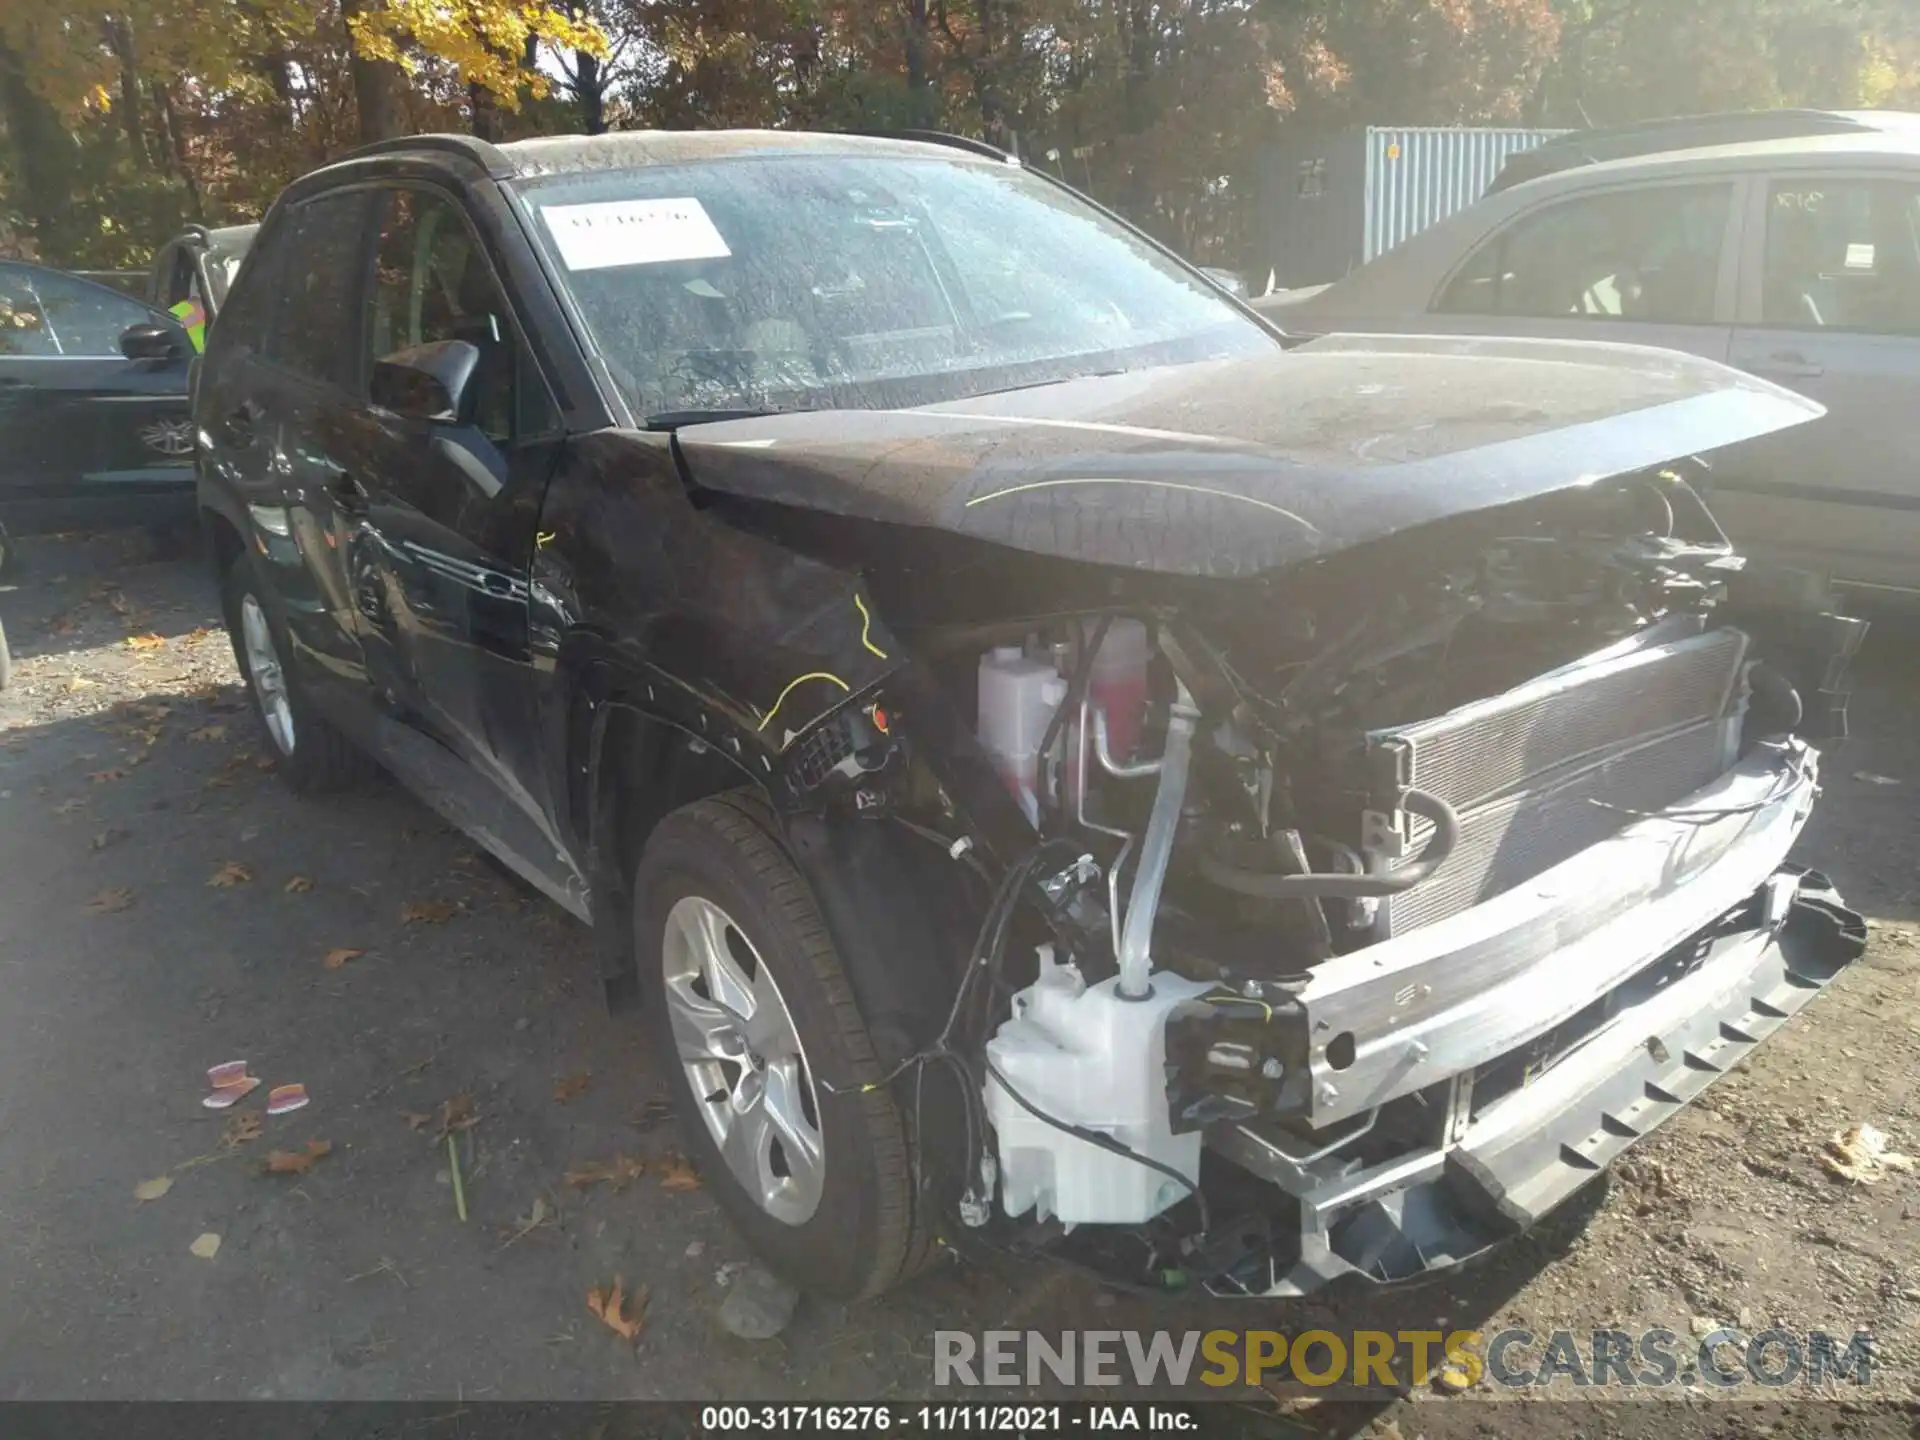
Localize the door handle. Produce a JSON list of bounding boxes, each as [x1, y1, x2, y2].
[[1739, 350, 1824, 379]]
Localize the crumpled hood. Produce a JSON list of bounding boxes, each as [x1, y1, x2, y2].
[[673, 333, 1822, 578]]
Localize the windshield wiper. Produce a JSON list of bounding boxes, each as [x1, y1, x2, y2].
[[642, 407, 791, 430]]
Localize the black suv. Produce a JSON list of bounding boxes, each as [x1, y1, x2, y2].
[[199, 129, 1866, 1303]]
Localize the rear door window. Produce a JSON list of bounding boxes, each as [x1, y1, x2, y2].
[[0, 264, 150, 356], [1437, 183, 1734, 325], [0, 263, 58, 356], [1761, 178, 1920, 335], [269, 191, 375, 388]]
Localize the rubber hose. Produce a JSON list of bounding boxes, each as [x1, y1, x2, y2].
[[1198, 786, 1460, 900]]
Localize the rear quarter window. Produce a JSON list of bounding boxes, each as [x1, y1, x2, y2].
[[206, 229, 281, 358]]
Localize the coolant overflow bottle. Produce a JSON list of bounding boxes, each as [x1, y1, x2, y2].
[[1088, 619, 1151, 762]]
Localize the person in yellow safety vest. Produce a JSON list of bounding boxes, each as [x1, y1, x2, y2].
[[168, 295, 207, 353]]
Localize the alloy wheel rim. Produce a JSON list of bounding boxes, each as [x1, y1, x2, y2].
[[660, 895, 824, 1225], [239, 594, 295, 756]]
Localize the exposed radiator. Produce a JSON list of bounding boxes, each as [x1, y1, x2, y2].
[[1366, 627, 1749, 936]]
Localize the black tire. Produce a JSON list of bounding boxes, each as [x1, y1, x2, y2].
[[633, 792, 934, 1300], [221, 552, 373, 794]]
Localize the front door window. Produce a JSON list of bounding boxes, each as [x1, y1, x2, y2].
[[1437, 184, 1733, 325]]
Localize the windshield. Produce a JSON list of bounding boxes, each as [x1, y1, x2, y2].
[[517, 152, 1273, 417]]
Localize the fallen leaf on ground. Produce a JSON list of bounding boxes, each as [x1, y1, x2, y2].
[[184, 626, 216, 643], [1823, 1123, 1915, 1184], [263, 1139, 333, 1176], [1853, 771, 1901, 787], [657, 1154, 703, 1192], [565, 1155, 646, 1191], [208, 860, 253, 888], [185, 723, 227, 743], [284, 875, 316, 894], [222, 1111, 264, 1147], [401, 1110, 433, 1132], [400, 899, 456, 925], [87, 768, 126, 784], [434, 1093, 478, 1137], [84, 888, 136, 914], [133, 1176, 174, 1201], [125, 633, 166, 650], [552, 1072, 591, 1104], [321, 947, 363, 970], [203, 774, 234, 790], [89, 828, 130, 852], [189, 1232, 221, 1259], [53, 799, 84, 815], [67, 674, 98, 691], [586, 1277, 647, 1341]]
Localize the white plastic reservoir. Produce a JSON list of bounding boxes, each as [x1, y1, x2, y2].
[[977, 646, 1067, 826], [984, 950, 1213, 1226]]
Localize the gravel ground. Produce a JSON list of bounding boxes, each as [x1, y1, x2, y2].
[[1, 531, 1916, 1435]]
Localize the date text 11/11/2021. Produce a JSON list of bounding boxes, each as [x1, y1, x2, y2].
[[698, 1404, 1199, 1431]]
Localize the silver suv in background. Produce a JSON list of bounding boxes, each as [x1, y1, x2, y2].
[[1256, 121, 1920, 599]]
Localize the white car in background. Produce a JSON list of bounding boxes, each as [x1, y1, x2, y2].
[[1256, 121, 1920, 598]]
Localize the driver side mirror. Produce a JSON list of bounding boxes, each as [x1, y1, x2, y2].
[[369, 339, 480, 425], [120, 321, 189, 361]]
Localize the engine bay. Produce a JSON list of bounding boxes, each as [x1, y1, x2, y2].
[[774, 466, 1865, 1292]]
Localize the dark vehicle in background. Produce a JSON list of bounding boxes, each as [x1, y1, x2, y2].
[[199, 129, 1864, 1304], [0, 258, 196, 550]]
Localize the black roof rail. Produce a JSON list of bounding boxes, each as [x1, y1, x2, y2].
[[862, 129, 1019, 163], [1488, 108, 1878, 192], [333, 132, 516, 179]]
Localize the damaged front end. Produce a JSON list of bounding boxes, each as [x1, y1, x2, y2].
[[762, 463, 1867, 1298]]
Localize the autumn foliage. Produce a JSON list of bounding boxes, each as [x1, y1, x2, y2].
[[1, 0, 1917, 269]]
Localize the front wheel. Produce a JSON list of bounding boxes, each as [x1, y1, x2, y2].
[[633, 793, 933, 1299], [221, 553, 372, 794]]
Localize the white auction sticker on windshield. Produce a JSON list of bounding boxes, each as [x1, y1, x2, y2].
[[540, 198, 731, 271]]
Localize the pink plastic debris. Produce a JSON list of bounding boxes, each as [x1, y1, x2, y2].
[[266, 1084, 309, 1116], [201, 1075, 261, 1109], [202, 1061, 261, 1109]]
